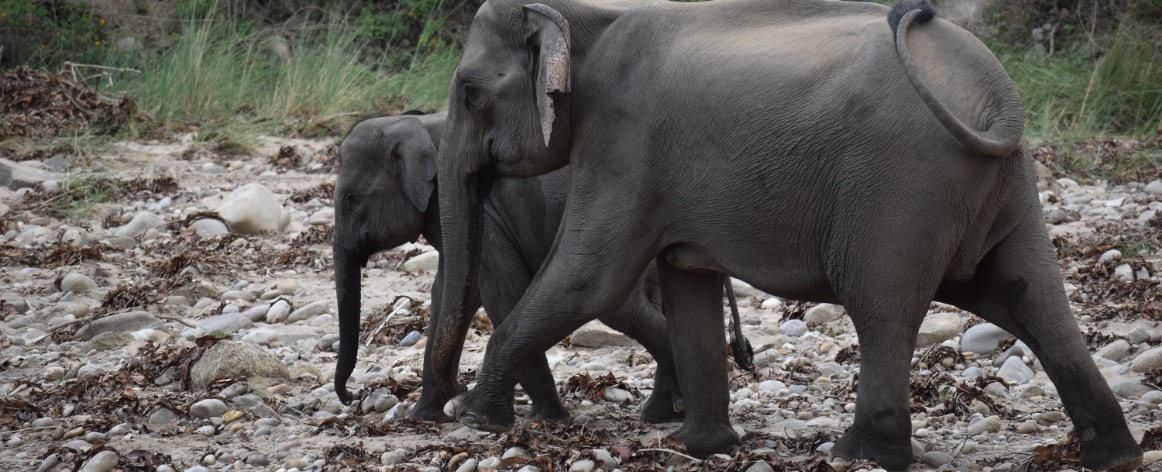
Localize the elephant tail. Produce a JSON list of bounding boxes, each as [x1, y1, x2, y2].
[[890, 1, 1024, 158]]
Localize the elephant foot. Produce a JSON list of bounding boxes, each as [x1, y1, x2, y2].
[[409, 391, 454, 422], [640, 390, 685, 423], [445, 389, 516, 433], [1079, 426, 1142, 472], [669, 421, 738, 458], [831, 429, 912, 472], [521, 398, 571, 424]]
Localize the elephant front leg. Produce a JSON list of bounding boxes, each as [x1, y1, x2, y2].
[[654, 260, 738, 457], [412, 271, 469, 421], [448, 221, 658, 433]]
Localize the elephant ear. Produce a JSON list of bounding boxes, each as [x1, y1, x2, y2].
[[392, 119, 438, 212], [523, 3, 571, 148]]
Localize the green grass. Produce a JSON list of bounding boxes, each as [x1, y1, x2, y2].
[[82, 5, 458, 142]]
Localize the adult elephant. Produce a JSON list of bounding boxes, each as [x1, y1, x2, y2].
[[331, 111, 752, 423], [435, 0, 1142, 470]]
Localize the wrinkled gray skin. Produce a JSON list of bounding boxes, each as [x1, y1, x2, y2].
[[332, 112, 752, 424], [435, 0, 1142, 470]]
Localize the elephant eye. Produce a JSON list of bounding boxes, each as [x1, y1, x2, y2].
[[463, 84, 484, 110]]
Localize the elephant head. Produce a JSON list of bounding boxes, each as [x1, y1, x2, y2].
[[434, 0, 621, 397], [333, 111, 444, 403]]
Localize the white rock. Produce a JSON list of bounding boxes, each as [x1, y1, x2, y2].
[[916, 312, 964, 348], [0, 158, 66, 189], [803, 304, 844, 325], [59, 273, 98, 293], [997, 356, 1035, 384], [189, 399, 229, 418], [402, 251, 440, 275], [266, 299, 292, 323], [116, 211, 165, 238], [1098, 249, 1123, 264], [79, 450, 119, 472], [570, 320, 630, 348], [960, 323, 1013, 354], [1113, 263, 1135, 283], [1097, 339, 1132, 362], [1131, 346, 1162, 373], [602, 387, 632, 403], [966, 415, 1002, 435], [196, 312, 253, 335], [190, 218, 230, 236], [780, 319, 808, 337], [217, 183, 284, 234], [1146, 180, 1162, 194], [287, 300, 330, 323]]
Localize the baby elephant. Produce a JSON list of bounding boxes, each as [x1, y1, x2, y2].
[[332, 111, 751, 423]]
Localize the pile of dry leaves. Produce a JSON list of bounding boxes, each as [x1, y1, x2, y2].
[[0, 66, 140, 138]]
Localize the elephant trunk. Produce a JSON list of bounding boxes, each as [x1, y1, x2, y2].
[[334, 246, 363, 404], [432, 138, 489, 399]]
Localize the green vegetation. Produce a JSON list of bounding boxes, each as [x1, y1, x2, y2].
[[0, 0, 1158, 183], [40, 173, 120, 222]]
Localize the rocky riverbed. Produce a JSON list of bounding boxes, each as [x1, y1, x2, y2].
[[1, 138, 1161, 472]]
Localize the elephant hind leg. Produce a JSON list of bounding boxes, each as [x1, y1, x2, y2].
[[653, 260, 738, 457], [597, 281, 684, 424], [936, 224, 1141, 472]]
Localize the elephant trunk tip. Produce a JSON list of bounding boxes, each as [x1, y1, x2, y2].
[[888, 0, 935, 33], [336, 383, 353, 404]]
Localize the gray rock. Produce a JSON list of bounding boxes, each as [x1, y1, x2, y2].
[[1097, 339, 1133, 361], [231, 394, 280, 418], [921, 451, 954, 467], [916, 312, 964, 348], [83, 332, 134, 352], [569, 459, 597, 472], [190, 218, 230, 236], [592, 448, 617, 468], [0, 158, 65, 190], [569, 320, 630, 348], [602, 387, 633, 403], [239, 325, 318, 345], [287, 300, 329, 323], [1132, 346, 1162, 373], [74, 311, 161, 340], [803, 303, 844, 325], [241, 303, 271, 322], [1110, 378, 1154, 399], [79, 450, 119, 472], [189, 341, 290, 389], [116, 211, 165, 238], [967, 415, 1002, 435], [780, 319, 808, 337], [189, 399, 229, 419], [402, 251, 440, 274], [1145, 179, 1162, 195], [399, 330, 422, 346], [43, 155, 70, 172], [196, 312, 253, 335], [60, 273, 98, 294], [1127, 327, 1152, 345], [997, 356, 1035, 384], [217, 183, 284, 234], [148, 407, 179, 424], [100, 235, 137, 250], [1113, 263, 1135, 283], [960, 323, 1013, 354]]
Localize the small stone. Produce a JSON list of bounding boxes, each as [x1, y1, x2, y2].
[[217, 183, 285, 234], [803, 304, 844, 325], [74, 311, 161, 340], [241, 303, 271, 322], [745, 460, 775, 472], [960, 323, 1014, 354], [967, 415, 1002, 436], [478, 457, 501, 468], [44, 366, 66, 381], [916, 312, 964, 348], [402, 251, 440, 274], [1097, 339, 1133, 361], [196, 312, 252, 335], [569, 459, 596, 472], [569, 320, 631, 347], [190, 218, 230, 236], [398, 330, 422, 346], [997, 356, 1035, 384], [287, 300, 329, 323], [602, 387, 632, 403], [920, 451, 953, 467], [266, 299, 292, 323], [1145, 180, 1162, 195], [1143, 450, 1162, 463], [190, 399, 229, 419], [116, 211, 165, 238], [1127, 327, 1152, 345], [780, 319, 808, 337], [189, 341, 290, 390], [592, 448, 617, 468], [245, 452, 269, 466], [79, 450, 119, 472], [1113, 263, 1135, 283], [148, 407, 179, 424], [1016, 420, 1039, 434], [195, 425, 216, 435], [59, 273, 98, 294], [1132, 346, 1162, 373]]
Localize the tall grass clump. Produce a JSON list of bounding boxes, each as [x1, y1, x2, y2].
[[101, 2, 458, 138]]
